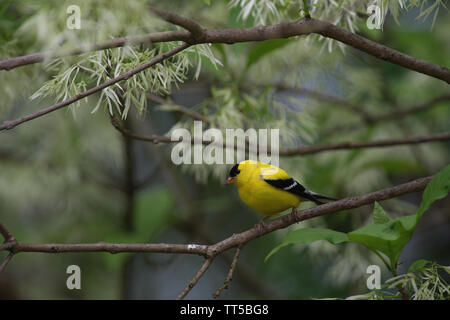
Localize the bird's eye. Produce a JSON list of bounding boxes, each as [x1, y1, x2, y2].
[[229, 164, 240, 177]]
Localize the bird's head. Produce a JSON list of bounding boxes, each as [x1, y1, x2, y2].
[[226, 160, 259, 185], [226, 163, 240, 185]]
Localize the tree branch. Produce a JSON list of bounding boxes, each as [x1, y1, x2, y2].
[[213, 245, 242, 299], [273, 84, 373, 122], [324, 93, 450, 135], [316, 20, 450, 83], [279, 132, 450, 156], [0, 175, 433, 256], [0, 252, 14, 273], [0, 241, 209, 256], [147, 93, 211, 124], [0, 43, 190, 131], [366, 94, 450, 125], [177, 257, 214, 300], [111, 121, 450, 156], [0, 221, 14, 242], [0, 174, 437, 296], [1, 15, 448, 83], [0, 221, 16, 273], [0, 32, 191, 71], [148, 6, 205, 41]]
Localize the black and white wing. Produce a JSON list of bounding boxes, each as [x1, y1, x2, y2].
[[263, 178, 336, 205]]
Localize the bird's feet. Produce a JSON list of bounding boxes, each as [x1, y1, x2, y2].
[[290, 207, 299, 223], [254, 216, 269, 232]]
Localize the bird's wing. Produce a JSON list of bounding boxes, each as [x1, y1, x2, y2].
[[259, 163, 291, 180], [259, 163, 336, 205], [263, 178, 324, 205]]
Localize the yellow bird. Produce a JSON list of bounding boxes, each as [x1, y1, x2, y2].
[[226, 160, 336, 227]]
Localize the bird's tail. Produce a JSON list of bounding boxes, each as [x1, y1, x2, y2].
[[303, 190, 338, 205]]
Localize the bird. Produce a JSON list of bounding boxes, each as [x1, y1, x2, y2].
[[226, 160, 336, 228]]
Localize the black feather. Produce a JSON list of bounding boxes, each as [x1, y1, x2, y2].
[[264, 178, 335, 205], [229, 164, 240, 177]]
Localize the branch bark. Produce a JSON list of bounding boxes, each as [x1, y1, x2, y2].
[[0, 221, 14, 242], [0, 32, 190, 71], [213, 245, 242, 299], [0, 241, 209, 255], [0, 174, 435, 297], [148, 6, 205, 41], [0, 222, 16, 273], [0, 252, 14, 273], [177, 257, 214, 300], [0, 175, 433, 257], [316, 20, 450, 83], [1, 16, 448, 83]]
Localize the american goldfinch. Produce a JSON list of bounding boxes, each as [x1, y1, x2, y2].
[[226, 160, 336, 227]]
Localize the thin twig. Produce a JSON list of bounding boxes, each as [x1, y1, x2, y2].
[[213, 245, 243, 299], [0, 32, 190, 71], [0, 43, 190, 131], [273, 85, 373, 122], [110, 121, 450, 156], [177, 257, 214, 300], [326, 94, 450, 134], [0, 241, 209, 255], [147, 93, 211, 124], [111, 116, 244, 153], [179, 221, 281, 299], [273, 86, 450, 128], [148, 6, 205, 40], [279, 132, 450, 156], [111, 117, 173, 144], [0, 252, 14, 273], [371, 94, 450, 123], [0, 221, 16, 273], [0, 221, 14, 242]]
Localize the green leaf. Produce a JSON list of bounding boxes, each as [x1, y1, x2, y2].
[[348, 217, 415, 268], [246, 39, 292, 70], [349, 164, 450, 268], [414, 164, 450, 220], [373, 202, 390, 224], [266, 165, 450, 271], [202, 0, 211, 5], [408, 259, 432, 273], [265, 228, 348, 262]]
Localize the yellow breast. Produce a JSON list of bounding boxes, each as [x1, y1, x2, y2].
[[235, 162, 300, 216]]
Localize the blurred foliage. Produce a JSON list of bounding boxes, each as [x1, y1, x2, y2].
[[267, 165, 450, 299], [0, 0, 449, 299]]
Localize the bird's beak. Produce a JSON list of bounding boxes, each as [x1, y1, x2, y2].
[[226, 177, 236, 185]]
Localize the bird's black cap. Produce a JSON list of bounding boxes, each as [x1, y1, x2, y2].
[[229, 164, 240, 177]]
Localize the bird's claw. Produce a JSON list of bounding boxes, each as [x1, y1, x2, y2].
[[254, 217, 269, 232], [290, 207, 299, 223], [254, 221, 265, 232]]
